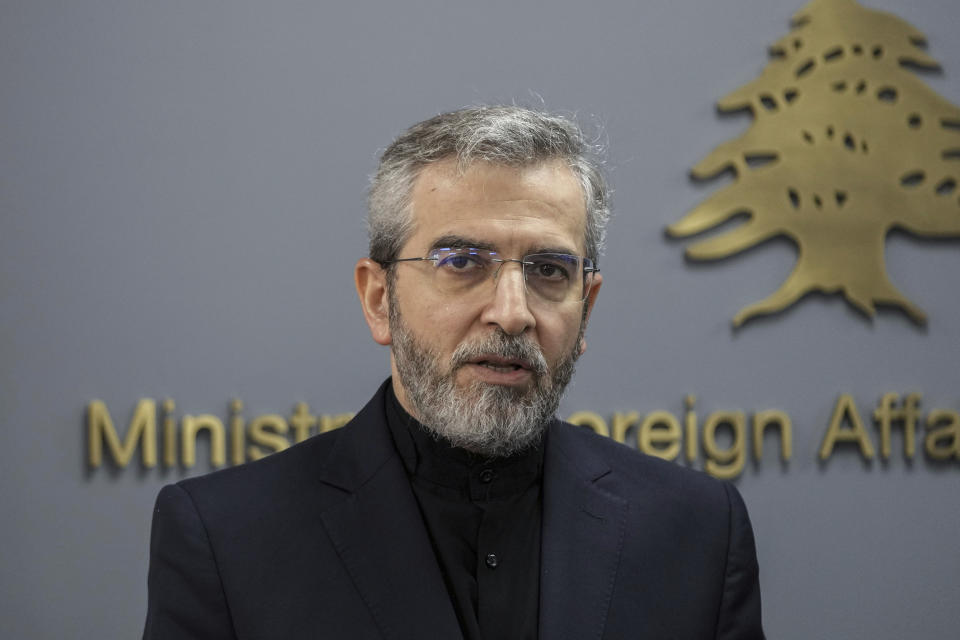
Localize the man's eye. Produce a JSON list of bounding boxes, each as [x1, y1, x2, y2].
[[437, 253, 483, 271], [532, 261, 570, 280]]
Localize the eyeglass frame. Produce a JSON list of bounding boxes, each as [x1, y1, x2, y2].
[[378, 247, 599, 303]]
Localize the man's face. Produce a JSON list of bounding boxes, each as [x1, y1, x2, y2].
[[370, 157, 601, 456]]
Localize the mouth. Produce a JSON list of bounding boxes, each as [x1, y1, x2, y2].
[[471, 355, 532, 373], [460, 355, 536, 385]]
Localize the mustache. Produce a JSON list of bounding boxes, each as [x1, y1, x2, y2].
[[450, 331, 549, 377]]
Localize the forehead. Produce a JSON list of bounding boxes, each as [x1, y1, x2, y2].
[[406, 158, 587, 253]]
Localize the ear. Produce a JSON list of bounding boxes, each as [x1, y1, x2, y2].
[[355, 258, 392, 346], [577, 273, 602, 355]]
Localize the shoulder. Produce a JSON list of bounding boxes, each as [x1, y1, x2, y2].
[[550, 420, 739, 517], [160, 428, 346, 531], [171, 380, 394, 517], [549, 427, 764, 636], [549, 420, 759, 575], [183, 427, 342, 491]]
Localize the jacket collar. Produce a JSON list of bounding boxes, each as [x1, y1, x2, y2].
[[315, 380, 627, 640], [315, 379, 398, 494], [316, 379, 464, 640], [539, 420, 628, 640]]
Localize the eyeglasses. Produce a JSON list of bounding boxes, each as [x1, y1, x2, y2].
[[381, 247, 598, 304]]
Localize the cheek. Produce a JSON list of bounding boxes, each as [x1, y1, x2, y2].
[[536, 313, 582, 361], [419, 304, 476, 350]]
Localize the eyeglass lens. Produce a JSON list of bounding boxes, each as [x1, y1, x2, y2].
[[429, 248, 594, 303]]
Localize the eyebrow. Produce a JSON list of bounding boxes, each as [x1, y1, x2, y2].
[[529, 245, 580, 256], [428, 235, 497, 253], [427, 234, 580, 256]]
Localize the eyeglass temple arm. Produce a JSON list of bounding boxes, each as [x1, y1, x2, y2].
[[379, 257, 430, 265]]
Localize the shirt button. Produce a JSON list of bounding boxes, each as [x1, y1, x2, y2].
[[485, 553, 498, 569], [479, 468, 495, 483]]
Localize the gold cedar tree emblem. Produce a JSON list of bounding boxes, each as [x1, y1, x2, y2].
[[667, 0, 960, 328]]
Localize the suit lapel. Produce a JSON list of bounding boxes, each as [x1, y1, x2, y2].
[[539, 423, 628, 640], [317, 383, 463, 640]]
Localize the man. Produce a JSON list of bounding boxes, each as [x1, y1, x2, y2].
[[143, 106, 764, 639]]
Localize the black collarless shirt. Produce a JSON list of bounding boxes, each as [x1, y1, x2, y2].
[[385, 385, 543, 640]]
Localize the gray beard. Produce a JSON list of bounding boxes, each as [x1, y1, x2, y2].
[[389, 297, 580, 458]]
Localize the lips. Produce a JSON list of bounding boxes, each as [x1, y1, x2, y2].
[[450, 332, 549, 379], [473, 356, 532, 373]]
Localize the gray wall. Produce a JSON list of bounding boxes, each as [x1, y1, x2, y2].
[[2, 0, 958, 637]]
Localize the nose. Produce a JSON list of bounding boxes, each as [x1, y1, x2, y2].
[[480, 260, 536, 335]]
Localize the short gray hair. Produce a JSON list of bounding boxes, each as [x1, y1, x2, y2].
[[367, 105, 610, 266]]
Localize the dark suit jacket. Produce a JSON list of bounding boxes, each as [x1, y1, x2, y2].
[[143, 380, 764, 639]]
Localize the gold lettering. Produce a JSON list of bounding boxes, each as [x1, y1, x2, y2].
[[229, 399, 245, 466], [820, 394, 875, 460], [752, 410, 792, 462], [703, 411, 746, 479], [87, 399, 156, 468], [873, 393, 897, 459], [611, 412, 639, 444], [247, 415, 290, 461], [638, 411, 681, 460], [872, 393, 921, 459], [181, 414, 227, 468], [290, 402, 318, 443], [925, 409, 960, 461], [903, 393, 922, 459], [161, 399, 177, 467], [684, 395, 698, 462], [566, 411, 608, 437], [319, 413, 354, 433]]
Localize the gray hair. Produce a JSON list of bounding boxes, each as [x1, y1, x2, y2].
[[367, 105, 610, 266]]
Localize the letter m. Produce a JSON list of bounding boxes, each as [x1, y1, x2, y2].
[[87, 399, 157, 468]]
